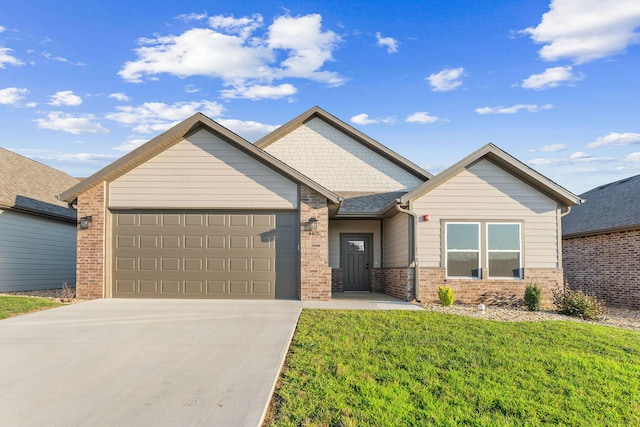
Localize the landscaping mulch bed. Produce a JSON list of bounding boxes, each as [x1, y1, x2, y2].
[[0, 288, 81, 304], [425, 303, 640, 331]]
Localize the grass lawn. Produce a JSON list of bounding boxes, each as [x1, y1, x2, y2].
[[0, 295, 61, 319], [267, 310, 640, 426]]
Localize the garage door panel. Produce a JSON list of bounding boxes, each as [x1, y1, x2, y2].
[[112, 211, 298, 299]]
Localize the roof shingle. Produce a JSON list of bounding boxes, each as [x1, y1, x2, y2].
[[0, 148, 79, 221]]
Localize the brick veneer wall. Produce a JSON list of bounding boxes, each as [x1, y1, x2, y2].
[[563, 230, 640, 310], [382, 268, 415, 301], [331, 269, 343, 292], [419, 267, 563, 309], [76, 183, 106, 299], [331, 268, 384, 293], [299, 184, 331, 300]]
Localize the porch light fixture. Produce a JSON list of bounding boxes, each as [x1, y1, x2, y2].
[[78, 216, 92, 230], [307, 217, 318, 232]]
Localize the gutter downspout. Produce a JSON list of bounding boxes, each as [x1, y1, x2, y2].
[[395, 201, 420, 302]]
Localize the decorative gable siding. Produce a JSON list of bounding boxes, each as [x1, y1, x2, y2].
[[262, 118, 424, 192], [413, 159, 560, 268], [109, 129, 298, 209], [0, 209, 76, 291]]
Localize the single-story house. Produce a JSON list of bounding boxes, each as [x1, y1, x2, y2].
[[60, 107, 581, 306], [562, 174, 640, 310], [0, 148, 80, 292]]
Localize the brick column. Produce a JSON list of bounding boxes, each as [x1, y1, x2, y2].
[[76, 182, 106, 299], [299, 184, 331, 301]]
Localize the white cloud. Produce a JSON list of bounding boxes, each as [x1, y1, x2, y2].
[[35, 112, 109, 135], [530, 143, 567, 152], [376, 32, 398, 53], [587, 132, 640, 148], [184, 84, 200, 93], [108, 92, 130, 102], [405, 112, 441, 124], [522, 0, 640, 63], [176, 12, 208, 22], [0, 87, 28, 105], [220, 83, 297, 100], [350, 113, 395, 125], [14, 148, 118, 163], [48, 90, 82, 106], [0, 26, 5, 33], [475, 104, 554, 114], [521, 66, 582, 90], [624, 152, 640, 163], [41, 51, 85, 66], [113, 138, 148, 152], [426, 67, 464, 92], [106, 100, 225, 134], [529, 151, 613, 166], [0, 46, 23, 68], [118, 13, 344, 93], [216, 119, 279, 141]]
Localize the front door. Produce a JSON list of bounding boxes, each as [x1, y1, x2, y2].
[[341, 234, 372, 291]]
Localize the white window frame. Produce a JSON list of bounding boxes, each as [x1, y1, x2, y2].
[[445, 222, 481, 279], [486, 222, 522, 279]]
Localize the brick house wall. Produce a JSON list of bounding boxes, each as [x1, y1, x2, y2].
[[299, 184, 331, 301], [76, 182, 106, 300], [563, 230, 640, 310], [418, 267, 563, 309]]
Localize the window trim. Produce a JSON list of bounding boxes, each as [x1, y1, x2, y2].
[[486, 222, 522, 279], [445, 222, 481, 279], [443, 220, 524, 280]]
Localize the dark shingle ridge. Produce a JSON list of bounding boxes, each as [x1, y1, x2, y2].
[[562, 173, 640, 236]]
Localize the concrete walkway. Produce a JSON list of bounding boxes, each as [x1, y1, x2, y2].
[[0, 294, 420, 426]]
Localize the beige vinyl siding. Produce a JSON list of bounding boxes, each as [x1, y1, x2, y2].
[[329, 220, 381, 269], [109, 130, 298, 209], [0, 209, 76, 291], [413, 159, 560, 269], [383, 213, 410, 267], [263, 118, 424, 192]]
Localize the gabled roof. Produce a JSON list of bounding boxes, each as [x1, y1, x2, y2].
[[59, 113, 340, 204], [255, 106, 433, 182], [399, 143, 582, 207], [0, 147, 79, 221], [562, 173, 640, 237]]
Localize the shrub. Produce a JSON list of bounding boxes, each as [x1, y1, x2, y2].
[[524, 283, 542, 311], [552, 287, 604, 320], [438, 286, 454, 307]]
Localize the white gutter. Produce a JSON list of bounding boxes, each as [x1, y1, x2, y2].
[[395, 201, 421, 302]]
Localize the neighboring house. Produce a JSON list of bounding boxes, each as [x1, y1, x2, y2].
[[60, 107, 581, 307], [0, 148, 80, 292], [562, 174, 640, 310]]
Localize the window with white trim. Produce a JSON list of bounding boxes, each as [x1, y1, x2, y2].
[[445, 223, 480, 278], [487, 223, 522, 278]]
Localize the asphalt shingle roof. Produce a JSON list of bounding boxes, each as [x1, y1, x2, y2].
[[0, 148, 80, 221], [562, 173, 640, 236], [336, 191, 407, 215]]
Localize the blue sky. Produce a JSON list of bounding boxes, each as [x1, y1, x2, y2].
[[1, 0, 639, 194]]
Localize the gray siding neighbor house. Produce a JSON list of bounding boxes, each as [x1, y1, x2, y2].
[[0, 148, 80, 292], [563, 174, 640, 309], [60, 107, 581, 307]]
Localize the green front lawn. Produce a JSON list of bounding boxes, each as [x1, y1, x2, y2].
[[0, 295, 61, 319], [267, 310, 640, 426]]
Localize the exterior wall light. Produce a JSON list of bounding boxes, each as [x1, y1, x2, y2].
[[308, 217, 318, 232], [79, 216, 92, 230]]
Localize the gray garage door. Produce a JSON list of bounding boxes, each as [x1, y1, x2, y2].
[[112, 211, 298, 299]]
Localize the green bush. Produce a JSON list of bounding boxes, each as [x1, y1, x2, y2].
[[552, 287, 604, 320], [524, 283, 542, 311], [438, 286, 455, 307]]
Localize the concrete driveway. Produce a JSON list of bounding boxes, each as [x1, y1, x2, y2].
[[0, 299, 302, 427]]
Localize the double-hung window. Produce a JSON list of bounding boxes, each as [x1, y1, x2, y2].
[[445, 223, 481, 278], [487, 223, 522, 278], [445, 221, 522, 279]]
